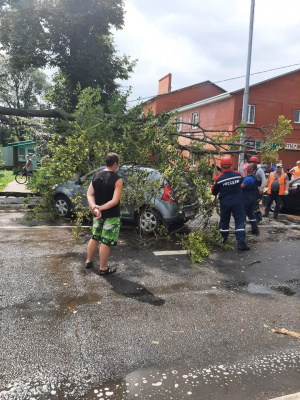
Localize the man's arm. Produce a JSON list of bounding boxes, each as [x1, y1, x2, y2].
[[256, 169, 266, 193], [87, 182, 101, 218], [265, 171, 273, 188], [241, 176, 253, 189], [284, 174, 289, 192], [98, 178, 123, 212], [22, 160, 29, 169]]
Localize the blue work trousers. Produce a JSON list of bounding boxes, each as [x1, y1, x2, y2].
[[243, 193, 258, 231], [219, 203, 246, 247]]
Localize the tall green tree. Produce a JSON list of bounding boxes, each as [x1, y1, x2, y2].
[[0, 0, 136, 108], [0, 55, 51, 142]]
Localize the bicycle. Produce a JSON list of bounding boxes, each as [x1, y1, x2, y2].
[[15, 169, 34, 184]]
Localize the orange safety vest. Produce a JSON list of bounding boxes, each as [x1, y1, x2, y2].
[[267, 172, 287, 195], [292, 166, 300, 179]]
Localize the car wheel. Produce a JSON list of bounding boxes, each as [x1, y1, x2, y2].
[[55, 195, 72, 217], [138, 208, 161, 233], [269, 200, 276, 212], [269, 199, 284, 212]]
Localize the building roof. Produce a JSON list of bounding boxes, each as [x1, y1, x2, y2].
[[175, 68, 300, 112], [230, 67, 300, 95], [175, 92, 231, 112], [7, 140, 36, 147], [144, 80, 226, 103]]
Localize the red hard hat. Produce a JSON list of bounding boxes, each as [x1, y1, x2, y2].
[[249, 156, 259, 163], [220, 156, 232, 166]]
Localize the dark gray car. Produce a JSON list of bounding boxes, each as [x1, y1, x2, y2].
[[53, 165, 199, 233]]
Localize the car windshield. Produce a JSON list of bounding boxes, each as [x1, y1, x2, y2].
[[291, 177, 300, 187], [78, 167, 105, 184]]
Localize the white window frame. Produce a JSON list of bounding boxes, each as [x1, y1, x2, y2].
[[18, 147, 26, 162], [176, 116, 182, 132], [294, 110, 300, 123], [190, 153, 196, 167], [192, 112, 198, 129], [247, 105, 255, 124]]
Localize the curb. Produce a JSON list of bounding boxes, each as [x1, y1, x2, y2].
[[0, 204, 35, 211], [0, 192, 32, 197]]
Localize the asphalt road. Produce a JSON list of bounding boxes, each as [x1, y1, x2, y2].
[[0, 210, 299, 400]]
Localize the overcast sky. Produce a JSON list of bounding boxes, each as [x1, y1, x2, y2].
[[113, 0, 300, 105]]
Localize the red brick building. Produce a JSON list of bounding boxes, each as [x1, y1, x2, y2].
[[145, 69, 300, 170], [143, 73, 225, 116]]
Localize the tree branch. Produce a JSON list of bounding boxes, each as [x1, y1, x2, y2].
[[178, 144, 253, 155], [0, 106, 75, 121]]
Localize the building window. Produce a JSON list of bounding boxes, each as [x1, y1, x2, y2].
[[247, 105, 255, 124], [192, 112, 198, 129], [18, 147, 25, 161], [294, 110, 300, 123], [190, 153, 196, 167], [176, 116, 182, 132]]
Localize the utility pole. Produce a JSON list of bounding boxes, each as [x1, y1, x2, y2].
[[238, 0, 255, 173]]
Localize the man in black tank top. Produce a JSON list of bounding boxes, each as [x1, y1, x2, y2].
[[85, 153, 123, 275]]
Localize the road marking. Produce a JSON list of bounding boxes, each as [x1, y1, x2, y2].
[[269, 393, 300, 400], [153, 250, 189, 256]]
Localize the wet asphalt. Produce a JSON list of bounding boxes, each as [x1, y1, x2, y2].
[[0, 210, 299, 400]]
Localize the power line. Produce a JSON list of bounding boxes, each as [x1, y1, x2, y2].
[[127, 63, 300, 104]]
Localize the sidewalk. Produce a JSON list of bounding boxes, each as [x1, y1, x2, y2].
[[0, 180, 38, 210], [0, 179, 32, 197]]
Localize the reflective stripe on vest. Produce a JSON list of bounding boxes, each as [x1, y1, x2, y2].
[[292, 166, 300, 179], [267, 172, 287, 195]]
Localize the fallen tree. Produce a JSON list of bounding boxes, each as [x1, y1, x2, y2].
[[0, 106, 75, 122]]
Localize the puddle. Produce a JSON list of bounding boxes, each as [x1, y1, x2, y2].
[[247, 283, 274, 295], [83, 351, 300, 400], [64, 293, 103, 312], [226, 282, 297, 297], [1, 293, 103, 315], [1, 351, 299, 399]]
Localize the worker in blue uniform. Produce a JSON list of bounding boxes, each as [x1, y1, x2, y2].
[[241, 164, 259, 235], [211, 156, 250, 251]]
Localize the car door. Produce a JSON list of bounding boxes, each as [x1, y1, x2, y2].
[[284, 177, 300, 210]]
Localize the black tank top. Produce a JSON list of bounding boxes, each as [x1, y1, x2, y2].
[[92, 170, 121, 218]]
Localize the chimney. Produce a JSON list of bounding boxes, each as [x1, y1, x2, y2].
[[158, 73, 172, 95]]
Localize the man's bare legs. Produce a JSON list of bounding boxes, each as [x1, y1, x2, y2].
[[86, 239, 99, 263], [86, 240, 111, 272], [99, 243, 110, 271]]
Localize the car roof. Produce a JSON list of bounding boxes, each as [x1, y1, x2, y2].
[[120, 165, 157, 173]]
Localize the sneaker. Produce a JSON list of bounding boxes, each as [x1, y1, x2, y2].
[[262, 214, 269, 217], [238, 245, 250, 251], [85, 261, 93, 269], [251, 229, 260, 235]]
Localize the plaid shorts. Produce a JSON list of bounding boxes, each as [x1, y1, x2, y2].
[[92, 217, 121, 246]]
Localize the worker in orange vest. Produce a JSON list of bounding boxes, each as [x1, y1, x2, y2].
[[290, 160, 300, 179], [263, 163, 289, 220]]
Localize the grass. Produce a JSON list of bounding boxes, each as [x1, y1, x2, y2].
[[0, 169, 14, 190]]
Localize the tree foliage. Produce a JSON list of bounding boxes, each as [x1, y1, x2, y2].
[[0, 55, 51, 142], [0, 55, 50, 110], [0, 0, 136, 108], [260, 115, 292, 163]]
